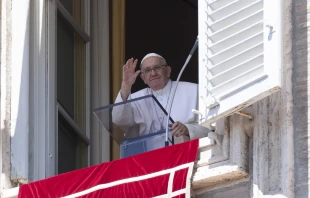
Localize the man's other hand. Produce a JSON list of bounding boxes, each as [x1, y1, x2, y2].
[[171, 121, 189, 137]]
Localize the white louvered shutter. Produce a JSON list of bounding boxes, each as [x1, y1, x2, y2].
[[198, 0, 282, 125]]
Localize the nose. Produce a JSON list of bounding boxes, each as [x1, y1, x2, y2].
[[150, 69, 157, 75]]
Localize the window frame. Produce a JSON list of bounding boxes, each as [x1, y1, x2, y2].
[[55, 0, 91, 174]]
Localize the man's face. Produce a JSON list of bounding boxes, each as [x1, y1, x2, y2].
[[140, 57, 171, 91]]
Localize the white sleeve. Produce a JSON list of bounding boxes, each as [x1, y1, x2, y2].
[[185, 122, 210, 140], [112, 91, 135, 126]]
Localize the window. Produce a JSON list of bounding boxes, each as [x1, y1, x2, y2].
[[57, 0, 90, 174]]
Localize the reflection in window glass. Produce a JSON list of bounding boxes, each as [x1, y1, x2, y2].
[[59, 0, 85, 28], [57, 13, 86, 132], [58, 113, 87, 174], [57, 0, 88, 174]]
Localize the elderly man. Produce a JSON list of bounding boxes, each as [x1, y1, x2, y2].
[[113, 53, 208, 141]]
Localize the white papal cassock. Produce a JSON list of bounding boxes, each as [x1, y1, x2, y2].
[[112, 80, 209, 142]]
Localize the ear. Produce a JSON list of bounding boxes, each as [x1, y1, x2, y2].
[[166, 66, 171, 78], [140, 73, 147, 84]]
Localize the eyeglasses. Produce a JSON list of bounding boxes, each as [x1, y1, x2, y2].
[[141, 65, 167, 75]]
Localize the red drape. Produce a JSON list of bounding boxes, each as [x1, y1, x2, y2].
[[18, 139, 198, 198]]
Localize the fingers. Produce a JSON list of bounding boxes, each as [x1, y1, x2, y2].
[[134, 70, 141, 78], [124, 58, 138, 71], [171, 122, 188, 137], [122, 58, 140, 87], [132, 58, 138, 69]]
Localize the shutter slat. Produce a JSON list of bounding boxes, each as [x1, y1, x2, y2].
[[208, 21, 263, 44], [209, 32, 263, 59], [207, 1, 244, 19], [210, 54, 264, 86], [207, 1, 263, 32], [209, 65, 264, 96], [207, 11, 263, 39], [208, 23, 263, 51], [207, 42, 263, 69], [217, 73, 268, 101], [207, 0, 237, 10], [208, 0, 262, 23]]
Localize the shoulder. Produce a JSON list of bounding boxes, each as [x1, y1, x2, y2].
[[172, 81, 198, 97], [131, 88, 149, 98], [173, 81, 198, 89]]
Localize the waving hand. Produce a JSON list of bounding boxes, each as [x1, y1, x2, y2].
[[120, 58, 140, 100]]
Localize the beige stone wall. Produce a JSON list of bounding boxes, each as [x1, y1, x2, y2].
[[292, 0, 310, 197], [193, 90, 293, 198]]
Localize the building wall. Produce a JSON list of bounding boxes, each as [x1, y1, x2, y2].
[[195, 90, 293, 197], [292, 0, 309, 197], [0, 0, 15, 191], [195, 0, 296, 197]]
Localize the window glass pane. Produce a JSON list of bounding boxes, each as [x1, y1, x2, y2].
[[58, 113, 88, 174], [57, 0, 88, 175], [57, 12, 74, 118], [57, 12, 86, 132], [59, 0, 85, 28], [59, 0, 72, 15]]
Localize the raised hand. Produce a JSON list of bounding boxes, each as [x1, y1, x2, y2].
[[120, 58, 141, 100]]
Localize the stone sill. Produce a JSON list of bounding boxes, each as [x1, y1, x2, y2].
[[192, 137, 249, 192], [192, 164, 248, 189]]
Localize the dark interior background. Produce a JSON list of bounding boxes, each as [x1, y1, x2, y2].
[[125, 0, 198, 93]]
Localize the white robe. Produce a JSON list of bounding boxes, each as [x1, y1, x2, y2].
[[112, 80, 209, 141]]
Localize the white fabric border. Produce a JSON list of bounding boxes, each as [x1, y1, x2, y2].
[[61, 162, 195, 198]]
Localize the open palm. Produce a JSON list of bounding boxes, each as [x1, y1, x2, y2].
[[122, 58, 140, 87]]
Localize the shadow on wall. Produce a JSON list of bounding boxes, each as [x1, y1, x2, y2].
[[10, 1, 31, 184]]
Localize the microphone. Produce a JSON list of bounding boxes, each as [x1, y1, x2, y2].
[[165, 37, 199, 146]]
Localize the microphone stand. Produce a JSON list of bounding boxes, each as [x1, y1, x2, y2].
[[165, 37, 199, 146]]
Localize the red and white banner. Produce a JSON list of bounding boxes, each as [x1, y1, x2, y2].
[[18, 139, 198, 198]]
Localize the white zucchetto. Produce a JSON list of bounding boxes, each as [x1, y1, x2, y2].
[[140, 53, 166, 65]]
